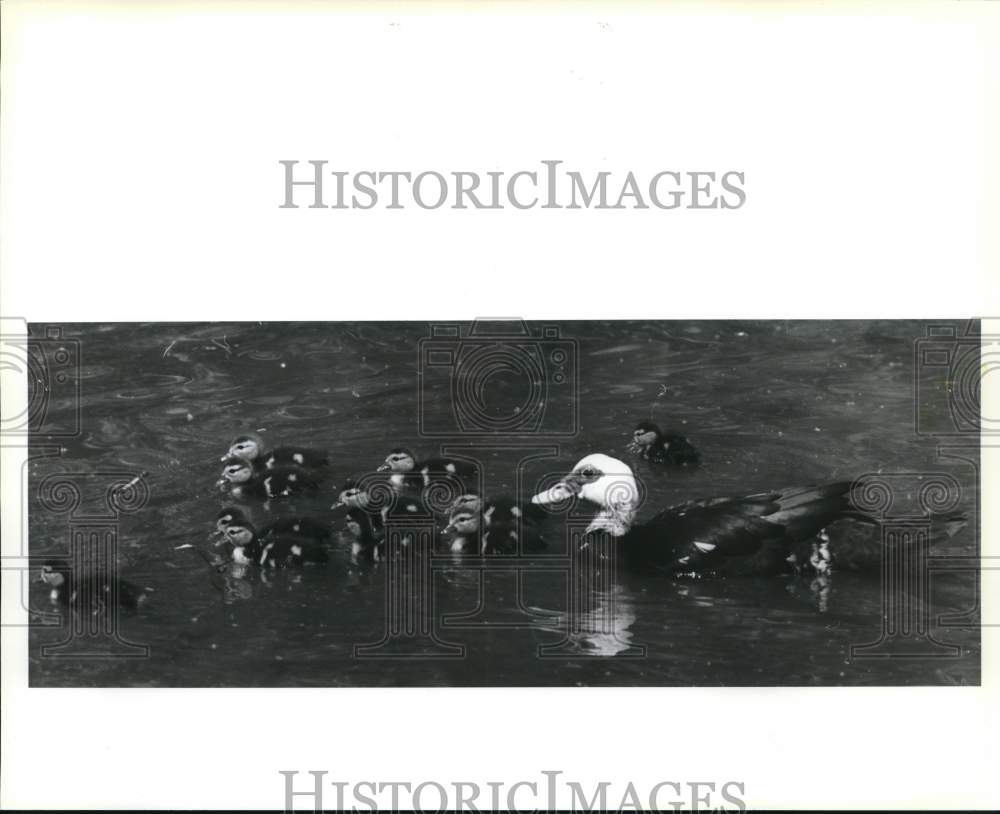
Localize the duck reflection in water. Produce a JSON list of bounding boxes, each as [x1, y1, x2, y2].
[[529, 535, 644, 658]]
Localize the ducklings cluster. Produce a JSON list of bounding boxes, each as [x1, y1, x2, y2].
[[211, 422, 699, 572], [214, 424, 624, 571]]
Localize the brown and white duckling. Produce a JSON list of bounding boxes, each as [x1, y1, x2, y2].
[[442, 507, 481, 554], [376, 447, 478, 496], [481, 498, 546, 555], [332, 481, 438, 556], [223, 521, 329, 568], [224, 432, 329, 471], [218, 456, 320, 501], [39, 560, 147, 611], [441, 495, 544, 555], [216, 506, 332, 545], [628, 421, 701, 467], [340, 508, 382, 562], [448, 493, 483, 516]]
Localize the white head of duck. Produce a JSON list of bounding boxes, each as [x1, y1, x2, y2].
[[531, 453, 640, 537]]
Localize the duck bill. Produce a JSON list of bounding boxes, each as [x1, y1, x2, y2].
[[376, 463, 391, 473], [531, 481, 575, 505]]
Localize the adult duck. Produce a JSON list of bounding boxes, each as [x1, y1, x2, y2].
[[530, 453, 917, 577]]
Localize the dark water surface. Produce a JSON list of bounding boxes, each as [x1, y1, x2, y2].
[[27, 320, 980, 686]]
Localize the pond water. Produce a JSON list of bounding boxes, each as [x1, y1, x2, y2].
[[26, 320, 980, 686]]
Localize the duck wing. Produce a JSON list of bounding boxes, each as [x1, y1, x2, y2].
[[626, 482, 861, 575]]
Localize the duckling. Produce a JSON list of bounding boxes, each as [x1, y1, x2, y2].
[[442, 507, 481, 554], [481, 498, 546, 556], [448, 493, 483, 517], [224, 432, 329, 471], [216, 506, 332, 545], [441, 495, 545, 555], [39, 560, 147, 611], [376, 447, 479, 497], [628, 421, 700, 467], [259, 537, 329, 568], [378, 493, 439, 555], [340, 508, 382, 562], [218, 456, 320, 501], [223, 522, 329, 568], [332, 480, 388, 534]]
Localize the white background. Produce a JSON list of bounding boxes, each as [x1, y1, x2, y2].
[[2, 1, 998, 810]]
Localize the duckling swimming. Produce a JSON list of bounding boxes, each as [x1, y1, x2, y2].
[[442, 506, 481, 554], [481, 498, 546, 555], [39, 560, 147, 611], [216, 506, 332, 545], [376, 447, 479, 497], [222, 521, 329, 568], [224, 432, 329, 471], [442, 494, 545, 555], [218, 456, 321, 501], [333, 481, 438, 557], [628, 421, 700, 467], [341, 508, 382, 562]]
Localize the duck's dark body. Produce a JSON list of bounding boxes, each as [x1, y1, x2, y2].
[[614, 482, 880, 576], [787, 509, 968, 576]]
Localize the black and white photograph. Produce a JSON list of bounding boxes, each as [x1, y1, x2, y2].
[[2, 1, 997, 811], [23, 319, 981, 687]]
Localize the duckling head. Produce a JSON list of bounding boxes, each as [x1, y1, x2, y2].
[[224, 522, 256, 547], [449, 493, 482, 516], [531, 453, 639, 537], [39, 561, 67, 587], [444, 510, 480, 536], [216, 506, 249, 534], [219, 456, 255, 484], [334, 483, 370, 510], [632, 421, 661, 448], [377, 447, 416, 473], [225, 433, 265, 462]]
